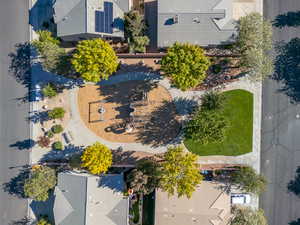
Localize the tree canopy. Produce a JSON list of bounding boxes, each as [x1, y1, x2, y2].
[[236, 12, 274, 81], [232, 166, 267, 194], [161, 42, 211, 90], [201, 91, 225, 111], [159, 146, 203, 198], [81, 142, 112, 175], [231, 206, 268, 225], [71, 39, 118, 82], [184, 109, 228, 145], [48, 107, 65, 119], [127, 158, 160, 195], [24, 166, 56, 201]]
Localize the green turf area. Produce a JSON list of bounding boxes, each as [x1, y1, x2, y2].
[[142, 192, 155, 225], [184, 89, 253, 156]]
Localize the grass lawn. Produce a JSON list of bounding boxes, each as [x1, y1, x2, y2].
[[142, 192, 155, 225], [184, 89, 253, 156]]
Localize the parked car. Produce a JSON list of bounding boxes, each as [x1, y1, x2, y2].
[[231, 193, 251, 205]]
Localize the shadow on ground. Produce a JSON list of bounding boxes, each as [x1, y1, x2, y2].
[[8, 217, 32, 225], [9, 42, 33, 87], [289, 218, 300, 225], [39, 144, 84, 162], [10, 139, 36, 150], [288, 166, 300, 196], [2, 167, 30, 199], [27, 110, 49, 124], [136, 100, 181, 147], [273, 11, 300, 28], [273, 38, 300, 103]]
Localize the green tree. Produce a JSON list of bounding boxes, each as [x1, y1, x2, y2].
[[32, 30, 65, 73], [127, 158, 160, 195], [24, 166, 56, 201], [42, 83, 57, 98], [52, 141, 63, 150], [201, 91, 225, 111], [232, 166, 267, 194], [81, 142, 112, 175], [71, 39, 118, 82], [159, 146, 203, 198], [129, 36, 150, 53], [48, 107, 65, 119], [51, 124, 63, 134], [184, 110, 228, 145], [231, 206, 268, 225], [161, 43, 211, 90], [124, 10, 147, 40], [236, 13, 274, 81]]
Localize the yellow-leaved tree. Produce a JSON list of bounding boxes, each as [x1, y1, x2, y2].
[[71, 39, 118, 83], [81, 142, 113, 175]]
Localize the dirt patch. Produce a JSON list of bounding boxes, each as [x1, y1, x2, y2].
[[77, 81, 180, 145]]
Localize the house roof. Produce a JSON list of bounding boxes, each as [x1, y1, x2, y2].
[[154, 181, 232, 225], [53, 0, 127, 38], [54, 172, 129, 225], [157, 0, 236, 47]]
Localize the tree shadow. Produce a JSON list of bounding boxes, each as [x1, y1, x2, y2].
[[8, 42, 33, 87], [288, 166, 300, 196], [30, 195, 55, 225], [27, 110, 49, 124], [273, 11, 300, 28], [289, 218, 300, 225], [2, 168, 30, 199], [172, 97, 198, 116], [10, 139, 36, 150], [273, 38, 300, 103], [39, 144, 84, 163], [136, 100, 181, 147], [8, 217, 33, 225]]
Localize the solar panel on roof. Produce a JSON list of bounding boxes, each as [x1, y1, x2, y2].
[[95, 11, 105, 33], [95, 2, 113, 34]]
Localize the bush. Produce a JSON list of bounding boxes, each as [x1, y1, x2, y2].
[[52, 141, 63, 151], [45, 130, 54, 138], [220, 58, 230, 66], [37, 136, 50, 148], [201, 91, 225, 111], [129, 36, 150, 53], [42, 83, 57, 98], [48, 107, 65, 119], [69, 153, 82, 168], [51, 124, 63, 134], [184, 110, 229, 145], [161, 42, 211, 90], [24, 166, 56, 201], [211, 64, 222, 74]]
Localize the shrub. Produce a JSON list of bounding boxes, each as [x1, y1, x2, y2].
[[129, 36, 150, 53], [211, 64, 222, 74], [51, 124, 63, 134], [45, 130, 54, 138], [42, 83, 57, 98], [48, 107, 65, 119], [69, 153, 82, 168], [23, 166, 56, 201], [201, 91, 225, 111], [37, 136, 50, 148], [52, 141, 63, 151], [184, 110, 229, 145], [220, 58, 230, 66], [161, 42, 211, 90]]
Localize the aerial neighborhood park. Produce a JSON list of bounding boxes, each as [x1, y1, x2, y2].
[[5, 0, 297, 224]]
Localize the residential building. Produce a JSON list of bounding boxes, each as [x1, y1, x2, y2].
[[53, 172, 129, 225], [155, 181, 232, 225], [157, 0, 236, 47], [53, 0, 132, 41]]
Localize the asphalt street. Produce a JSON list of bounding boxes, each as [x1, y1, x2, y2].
[[0, 0, 30, 224], [261, 0, 300, 224]]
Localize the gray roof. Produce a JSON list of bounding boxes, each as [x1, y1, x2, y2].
[[54, 172, 129, 225], [54, 0, 128, 39], [157, 0, 236, 47]]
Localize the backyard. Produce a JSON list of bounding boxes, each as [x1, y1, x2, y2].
[[184, 89, 253, 156]]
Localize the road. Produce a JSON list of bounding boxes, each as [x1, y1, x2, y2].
[[261, 0, 300, 224], [0, 0, 30, 224]]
